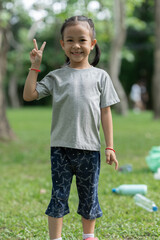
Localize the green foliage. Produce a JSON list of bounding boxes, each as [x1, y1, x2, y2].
[[126, 0, 146, 16], [122, 46, 135, 62], [0, 108, 160, 239], [126, 16, 147, 31], [0, 10, 11, 27]]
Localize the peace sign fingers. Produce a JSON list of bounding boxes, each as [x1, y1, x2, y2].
[[40, 41, 46, 52], [33, 39, 38, 51], [33, 39, 46, 52], [30, 39, 46, 66]]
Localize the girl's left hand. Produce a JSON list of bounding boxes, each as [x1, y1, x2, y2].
[[105, 149, 118, 170]]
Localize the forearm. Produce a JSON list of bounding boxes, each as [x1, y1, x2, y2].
[[101, 106, 113, 148], [23, 64, 39, 101], [101, 107, 118, 170], [23, 39, 46, 102]]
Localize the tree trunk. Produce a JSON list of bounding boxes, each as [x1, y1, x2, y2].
[[0, 28, 15, 140], [8, 74, 21, 108], [109, 0, 128, 115], [7, 30, 22, 108], [152, 0, 160, 119]]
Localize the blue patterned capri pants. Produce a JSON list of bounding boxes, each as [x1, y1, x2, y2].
[[45, 147, 102, 219]]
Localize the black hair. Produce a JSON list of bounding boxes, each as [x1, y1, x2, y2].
[[60, 16, 101, 67]]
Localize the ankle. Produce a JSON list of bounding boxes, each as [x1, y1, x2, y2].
[[51, 238, 62, 240], [83, 233, 94, 239]]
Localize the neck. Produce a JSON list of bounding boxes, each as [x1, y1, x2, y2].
[[69, 64, 92, 69], [69, 60, 91, 69]]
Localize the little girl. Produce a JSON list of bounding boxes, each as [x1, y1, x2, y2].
[[23, 15, 120, 240]]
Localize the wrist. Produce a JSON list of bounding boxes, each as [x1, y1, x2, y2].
[[31, 64, 41, 69], [29, 68, 41, 73], [105, 147, 115, 153], [106, 145, 113, 148]]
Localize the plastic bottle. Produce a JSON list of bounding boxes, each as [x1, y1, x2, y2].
[[154, 168, 160, 180], [134, 194, 158, 212], [118, 164, 132, 173], [112, 184, 147, 195]]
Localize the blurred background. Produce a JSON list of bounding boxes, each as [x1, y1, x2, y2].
[[0, 0, 160, 140], [1, 1, 160, 239]]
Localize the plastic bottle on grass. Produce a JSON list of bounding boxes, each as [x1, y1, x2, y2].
[[112, 184, 147, 195], [118, 164, 132, 173], [134, 194, 158, 212], [154, 168, 160, 180]]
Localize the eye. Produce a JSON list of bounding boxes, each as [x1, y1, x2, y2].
[[67, 39, 73, 42], [80, 39, 87, 42]]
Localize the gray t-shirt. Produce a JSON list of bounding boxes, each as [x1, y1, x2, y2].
[[36, 65, 120, 151]]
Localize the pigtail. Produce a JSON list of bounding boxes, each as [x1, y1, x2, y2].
[[91, 43, 101, 67], [65, 55, 70, 65]]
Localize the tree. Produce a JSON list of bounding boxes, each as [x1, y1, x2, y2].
[[152, 0, 160, 119], [8, 34, 22, 108], [0, 0, 15, 140], [109, 0, 128, 115], [120, 0, 153, 110], [6, 2, 34, 108]]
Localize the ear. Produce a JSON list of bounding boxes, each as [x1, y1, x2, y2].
[[91, 39, 97, 50], [60, 40, 65, 50]]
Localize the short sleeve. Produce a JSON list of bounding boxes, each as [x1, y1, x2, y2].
[[36, 72, 53, 100], [100, 72, 120, 108]]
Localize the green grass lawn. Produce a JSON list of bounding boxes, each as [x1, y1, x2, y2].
[[0, 108, 160, 240]]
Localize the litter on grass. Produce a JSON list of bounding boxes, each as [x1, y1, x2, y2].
[[134, 194, 158, 212], [146, 146, 160, 172], [112, 184, 147, 195], [118, 164, 132, 173], [154, 168, 160, 180]]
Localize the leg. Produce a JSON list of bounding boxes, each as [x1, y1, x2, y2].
[[46, 148, 73, 239], [76, 150, 102, 219], [82, 217, 96, 234], [48, 216, 63, 239], [74, 150, 102, 239]]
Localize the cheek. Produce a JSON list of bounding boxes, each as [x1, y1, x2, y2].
[[62, 45, 70, 52], [65, 44, 71, 49], [86, 45, 93, 52]]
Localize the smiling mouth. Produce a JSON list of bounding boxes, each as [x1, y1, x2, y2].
[[71, 52, 83, 55]]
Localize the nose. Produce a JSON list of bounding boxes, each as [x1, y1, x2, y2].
[[72, 42, 80, 49]]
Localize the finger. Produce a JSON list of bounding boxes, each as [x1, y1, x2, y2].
[[107, 160, 113, 165], [40, 41, 46, 52], [115, 159, 119, 170], [109, 160, 113, 165], [33, 39, 38, 50], [106, 155, 110, 164], [31, 49, 37, 55]]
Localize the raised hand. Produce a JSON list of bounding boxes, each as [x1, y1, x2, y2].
[[30, 39, 46, 68]]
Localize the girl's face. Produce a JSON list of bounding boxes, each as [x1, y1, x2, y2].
[[60, 22, 97, 69]]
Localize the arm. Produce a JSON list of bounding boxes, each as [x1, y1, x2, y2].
[[101, 106, 118, 170], [23, 39, 46, 101]]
